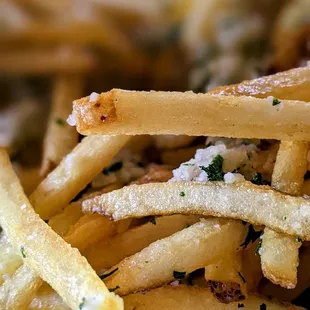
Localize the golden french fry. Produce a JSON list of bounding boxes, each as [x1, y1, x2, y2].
[[0, 46, 96, 75], [153, 135, 196, 150], [72, 89, 310, 140], [29, 283, 70, 310], [123, 285, 303, 310], [209, 67, 310, 101], [160, 145, 203, 167], [205, 251, 247, 302], [261, 141, 309, 289], [0, 234, 22, 286], [30, 135, 130, 220], [85, 215, 200, 272], [0, 265, 43, 310], [132, 165, 173, 185], [14, 166, 42, 196], [0, 149, 122, 309], [41, 75, 82, 177], [302, 179, 310, 196], [104, 219, 246, 295], [82, 181, 310, 240]]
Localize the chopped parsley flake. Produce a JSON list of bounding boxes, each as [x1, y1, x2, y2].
[[238, 303, 245, 308], [20, 246, 26, 258], [102, 161, 123, 175], [296, 237, 303, 243], [173, 271, 186, 279], [238, 272, 246, 283], [200, 155, 224, 181], [148, 216, 157, 225], [182, 163, 195, 166], [260, 303, 267, 310], [180, 191, 185, 197], [99, 268, 118, 280], [251, 172, 263, 185], [240, 225, 262, 248], [255, 238, 263, 255], [79, 297, 86, 309], [185, 223, 191, 228], [55, 118, 65, 126], [272, 98, 281, 106], [109, 285, 120, 293]]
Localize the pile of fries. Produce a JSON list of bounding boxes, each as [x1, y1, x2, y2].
[[1, 0, 310, 309]]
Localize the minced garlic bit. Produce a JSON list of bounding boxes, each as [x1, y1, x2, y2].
[[66, 113, 76, 126], [224, 172, 245, 184], [89, 92, 99, 102]]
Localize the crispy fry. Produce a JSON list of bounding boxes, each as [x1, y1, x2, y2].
[[205, 251, 247, 303], [261, 141, 309, 289], [41, 75, 83, 176], [85, 215, 200, 273], [123, 285, 303, 310], [209, 67, 310, 101], [104, 219, 246, 295], [132, 165, 173, 184], [0, 149, 122, 309], [0, 265, 43, 310], [82, 181, 310, 240], [30, 135, 130, 220], [72, 89, 310, 140]]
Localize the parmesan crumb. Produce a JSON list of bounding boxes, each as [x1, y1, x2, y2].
[[66, 113, 76, 126], [20, 204, 26, 210], [170, 280, 180, 287], [224, 172, 245, 184], [89, 92, 99, 102], [213, 224, 220, 229]]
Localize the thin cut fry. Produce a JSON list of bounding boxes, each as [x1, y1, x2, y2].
[[104, 219, 246, 295], [82, 181, 310, 240], [123, 285, 303, 310], [30, 135, 130, 220], [0, 265, 43, 310], [85, 215, 200, 272], [72, 89, 310, 140], [0, 47, 96, 75], [261, 141, 309, 288], [41, 75, 82, 176], [0, 149, 122, 309], [209, 67, 310, 101]]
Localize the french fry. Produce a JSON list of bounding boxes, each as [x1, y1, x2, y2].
[[30, 135, 130, 220], [153, 135, 196, 150], [0, 149, 122, 309], [0, 235, 23, 286], [103, 219, 246, 295], [123, 285, 304, 310], [29, 283, 70, 310], [82, 181, 310, 240], [302, 179, 310, 196], [205, 251, 247, 302], [209, 67, 310, 102], [132, 165, 173, 185], [260, 141, 309, 289], [41, 75, 82, 176], [0, 265, 43, 310], [72, 89, 310, 140], [0, 46, 96, 75], [84, 215, 200, 273]]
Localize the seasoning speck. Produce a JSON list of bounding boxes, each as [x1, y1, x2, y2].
[[180, 191, 185, 197], [20, 246, 26, 258]]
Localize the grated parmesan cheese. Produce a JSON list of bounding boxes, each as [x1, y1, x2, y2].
[[89, 92, 99, 102], [66, 113, 76, 126], [224, 172, 245, 184]]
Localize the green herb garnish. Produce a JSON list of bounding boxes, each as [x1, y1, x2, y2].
[[255, 238, 263, 255], [55, 118, 65, 126], [109, 285, 120, 293], [173, 271, 186, 279], [272, 98, 281, 106], [102, 161, 123, 175], [180, 191, 185, 197], [20, 245, 26, 258], [238, 272, 246, 283], [79, 297, 86, 309], [200, 155, 224, 181], [99, 268, 118, 280], [251, 172, 263, 185], [296, 237, 303, 242]]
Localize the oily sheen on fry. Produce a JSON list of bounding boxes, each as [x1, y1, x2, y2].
[[82, 181, 310, 240]]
